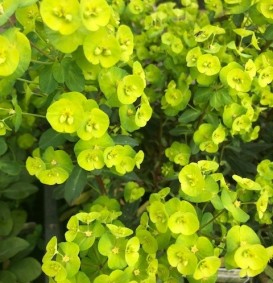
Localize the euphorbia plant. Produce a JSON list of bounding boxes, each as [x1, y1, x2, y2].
[[1, 0, 273, 282]]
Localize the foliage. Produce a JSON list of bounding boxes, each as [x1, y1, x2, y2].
[[0, 132, 42, 282], [1, 0, 273, 282]]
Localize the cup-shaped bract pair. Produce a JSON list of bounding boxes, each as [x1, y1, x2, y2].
[[75, 134, 114, 172], [83, 28, 121, 68], [77, 108, 110, 141], [67, 218, 105, 251], [135, 100, 153, 127], [42, 241, 81, 282], [161, 82, 191, 117], [193, 123, 219, 153], [117, 25, 134, 62], [167, 243, 198, 275], [46, 92, 87, 133], [148, 201, 169, 233], [77, 148, 105, 171], [99, 66, 127, 107], [15, 4, 39, 34], [46, 98, 84, 134], [46, 92, 109, 140], [0, 35, 19, 77], [98, 232, 128, 269], [225, 225, 270, 277], [117, 74, 145, 104], [81, 0, 111, 31], [161, 32, 183, 54], [235, 244, 269, 277], [257, 159, 273, 180], [197, 54, 221, 76], [179, 163, 205, 197], [41, 0, 111, 34], [221, 188, 250, 223], [193, 256, 221, 281], [26, 146, 73, 185], [165, 141, 191, 166], [222, 103, 246, 129], [227, 68, 252, 92], [256, 192, 269, 220], [0, 0, 19, 26], [186, 46, 202, 67], [257, 0, 273, 21], [119, 104, 140, 132], [166, 199, 200, 235], [124, 181, 145, 203], [104, 145, 144, 175], [258, 66, 273, 87], [40, 0, 81, 35], [165, 82, 184, 107]]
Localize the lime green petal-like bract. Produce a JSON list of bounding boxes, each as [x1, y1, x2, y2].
[[83, 28, 121, 68], [0, 35, 19, 76], [40, 0, 81, 35], [80, 0, 111, 31], [46, 98, 84, 133], [77, 108, 109, 140]]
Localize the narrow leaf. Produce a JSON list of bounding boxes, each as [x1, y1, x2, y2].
[[62, 58, 85, 92], [9, 257, 41, 282], [0, 138, 8, 156], [3, 182, 38, 200], [0, 237, 29, 262], [64, 165, 88, 204], [178, 109, 202, 124], [39, 65, 58, 94], [39, 128, 66, 150], [112, 135, 139, 147]]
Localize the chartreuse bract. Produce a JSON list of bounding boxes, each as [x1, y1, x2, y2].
[[1, 0, 273, 283]]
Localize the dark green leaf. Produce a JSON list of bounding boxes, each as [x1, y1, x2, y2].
[[0, 160, 21, 176], [0, 271, 17, 283], [64, 165, 88, 204], [200, 212, 214, 235], [52, 62, 65, 83], [193, 87, 210, 106], [178, 109, 202, 124], [9, 257, 41, 283], [169, 126, 194, 136], [12, 104, 22, 132], [264, 25, 273, 41], [0, 201, 12, 236], [232, 14, 244, 27], [39, 65, 58, 94], [0, 237, 29, 262], [0, 138, 8, 156], [265, 265, 273, 280], [62, 58, 85, 92], [10, 210, 27, 236], [2, 182, 38, 200], [210, 89, 232, 110], [39, 128, 66, 150], [112, 135, 139, 147]]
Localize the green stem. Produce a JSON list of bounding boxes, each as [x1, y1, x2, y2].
[[199, 209, 225, 230], [31, 59, 54, 65], [16, 78, 39, 84], [22, 112, 46, 119], [30, 42, 55, 60], [2, 115, 15, 122], [0, 107, 10, 112]]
